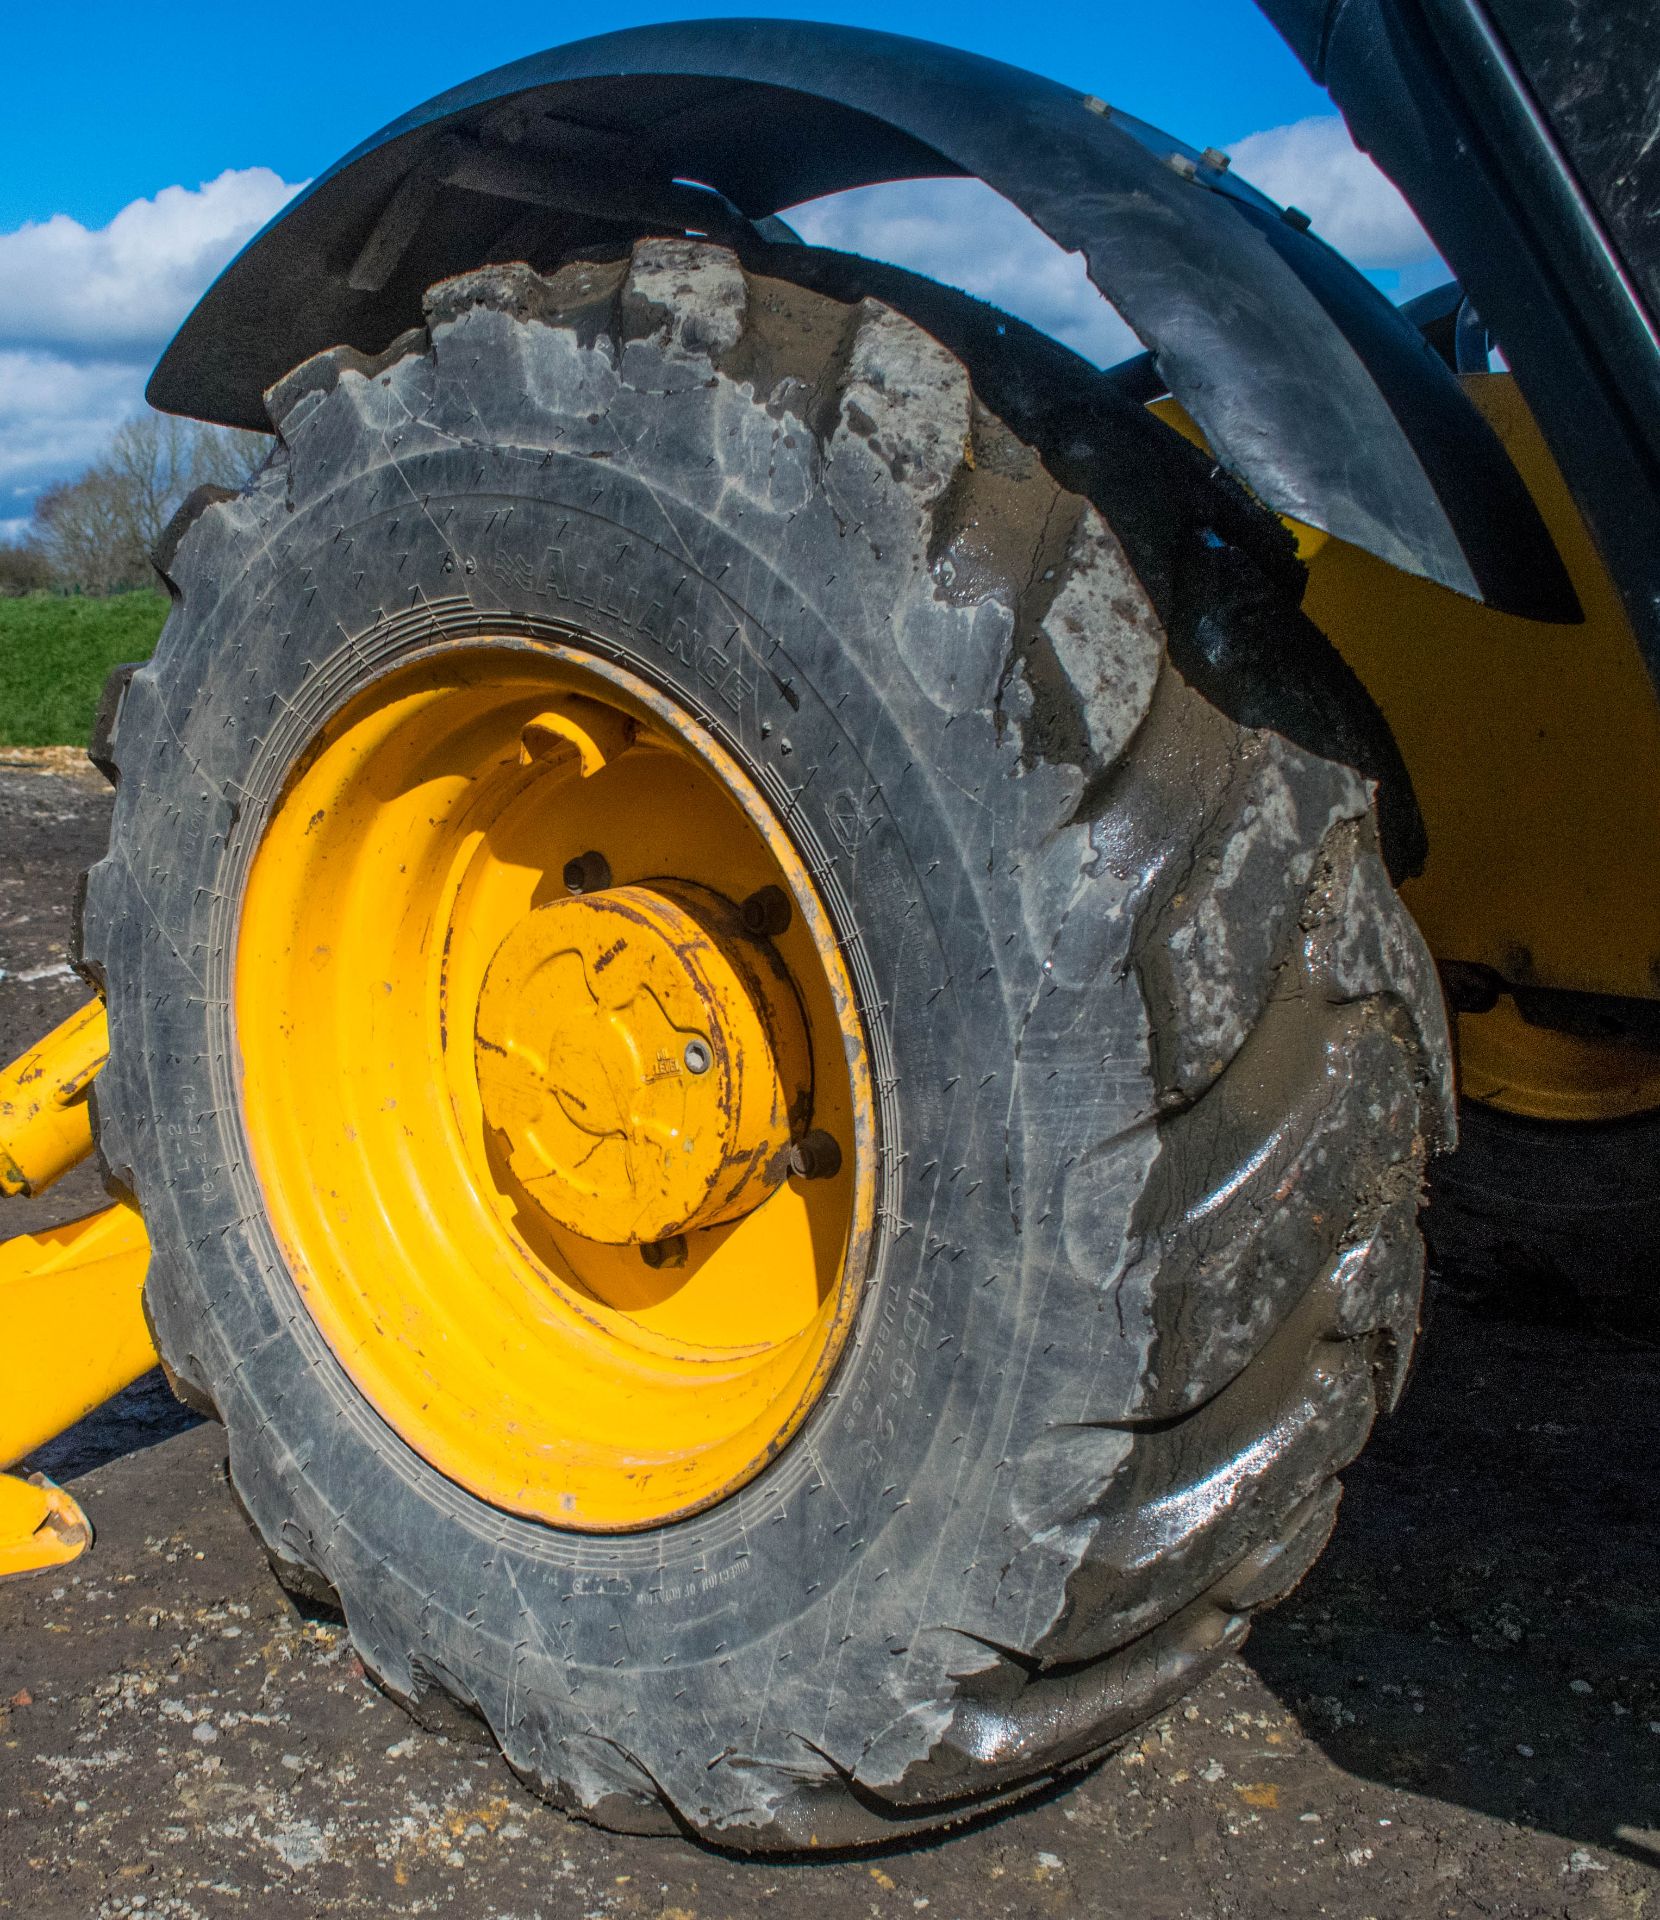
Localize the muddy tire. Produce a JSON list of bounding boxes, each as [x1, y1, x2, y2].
[[79, 242, 1451, 1848]]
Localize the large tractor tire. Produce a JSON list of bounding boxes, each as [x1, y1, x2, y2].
[[79, 241, 1451, 1848]]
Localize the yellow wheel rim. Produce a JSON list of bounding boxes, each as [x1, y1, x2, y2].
[[236, 644, 875, 1531], [1456, 996, 1660, 1124]]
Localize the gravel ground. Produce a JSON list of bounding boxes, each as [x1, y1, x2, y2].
[[2, 759, 1657, 1919]]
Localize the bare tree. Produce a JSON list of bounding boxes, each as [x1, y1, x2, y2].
[[31, 416, 270, 595], [34, 469, 142, 595], [188, 422, 271, 494], [0, 538, 52, 596]]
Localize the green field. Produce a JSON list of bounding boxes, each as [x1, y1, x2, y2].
[[0, 592, 168, 747]]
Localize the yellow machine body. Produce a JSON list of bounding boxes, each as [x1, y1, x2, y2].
[[1160, 373, 1660, 1123], [1302, 373, 1660, 1121]]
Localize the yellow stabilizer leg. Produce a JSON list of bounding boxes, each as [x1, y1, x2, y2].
[[0, 1203, 157, 1579], [1, 998, 156, 1576], [0, 1471, 91, 1579], [0, 998, 106, 1196]]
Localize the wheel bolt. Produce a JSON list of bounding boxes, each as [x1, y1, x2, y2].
[[788, 1129, 842, 1181], [741, 885, 792, 938], [1439, 959, 1502, 1014], [640, 1234, 688, 1269], [563, 850, 612, 894], [683, 1038, 712, 1075]]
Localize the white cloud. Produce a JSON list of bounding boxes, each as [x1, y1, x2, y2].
[[1226, 116, 1437, 268], [787, 178, 1140, 369], [0, 351, 148, 498], [0, 168, 303, 524], [0, 168, 302, 359]]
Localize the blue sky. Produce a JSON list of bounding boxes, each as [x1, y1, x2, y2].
[[0, 1, 1443, 532], [2, 1, 1330, 228]]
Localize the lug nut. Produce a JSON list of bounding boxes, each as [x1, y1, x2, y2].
[[683, 1038, 712, 1075], [1439, 959, 1503, 1015], [788, 1129, 843, 1182], [563, 850, 612, 894], [741, 885, 793, 938], [640, 1235, 688, 1270]]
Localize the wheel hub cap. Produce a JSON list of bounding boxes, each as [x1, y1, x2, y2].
[[475, 882, 810, 1246]]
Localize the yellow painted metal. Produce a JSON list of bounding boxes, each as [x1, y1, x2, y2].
[[1300, 374, 1660, 1122], [1155, 377, 1660, 1123], [237, 644, 875, 1532], [0, 998, 107, 1195], [0, 1201, 155, 1579], [0, 1473, 90, 1581], [1451, 995, 1660, 1122], [0, 1201, 155, 1463], [476, 883, 811, 1246], [517, 696, 636, 775]]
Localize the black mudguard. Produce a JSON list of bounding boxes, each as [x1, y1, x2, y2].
[[147, 18, 1571, 618], [1258, 0, 1660, 685]]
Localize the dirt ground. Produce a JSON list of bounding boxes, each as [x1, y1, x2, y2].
[[2, 757, 1657, 1920]]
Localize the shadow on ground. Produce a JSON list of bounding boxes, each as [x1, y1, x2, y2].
[[1246, 1282, 1660, 1871], [26, 1372, 203, 1483]]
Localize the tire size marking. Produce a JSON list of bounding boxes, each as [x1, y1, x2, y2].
[[160, 1080, 218, 1201], [634, 1559, 753, 1608], [846, 1273, 940, 1477]]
